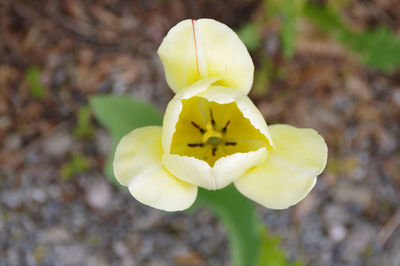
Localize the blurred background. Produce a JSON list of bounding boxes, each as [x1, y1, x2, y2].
[[1, 0, 400, 265]]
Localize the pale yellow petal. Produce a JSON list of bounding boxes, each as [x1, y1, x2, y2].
[[235, 156, 317, 209], [113, 126, 197, 211], [158, 19, 254, 94], [213, 148, 268, 189], [127, 165, 197, 212], [162, 154, 213, 190], [176, 77, 220, 100], [157, 20, 198, 93], [268, 124, 328, 174], [235, 125, 328, 209], [162, 148, 267, 190]]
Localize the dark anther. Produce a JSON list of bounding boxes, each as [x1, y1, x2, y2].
[[191, 121, 205, 134], [221, 120, 231, 133], [212, 147, 217, 156], [209, 108, 215, 126], [187, 143, 204, 147], [225, 141, 237, 146]]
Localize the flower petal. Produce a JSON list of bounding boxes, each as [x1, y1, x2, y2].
[[176, 77, 221, 100], [213, 148, 267, 189], [162, 154, 213, 189], [234, 125, 328, 209], [158, 19, 254, 94], [162, 148, 267, 190], [268, 125, 328, 174], [114, 126, 197, 211]]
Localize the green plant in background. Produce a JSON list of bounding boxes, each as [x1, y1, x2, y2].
[[25, 66, 46, 100], [74, 105, 95, 139], [239, 0, 400, 98], [304, 3, 400, 72], [237, 22, 270, 97], [326, 0, 355, 11], [236, 0, 301, 97], [60, 154, 89, 181], [266, 0, 305, 58], [258, 228, 303, 266], [262, 0, 400, 72]]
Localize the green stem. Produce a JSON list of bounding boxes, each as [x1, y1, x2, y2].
[[195, 185, 262, 266]]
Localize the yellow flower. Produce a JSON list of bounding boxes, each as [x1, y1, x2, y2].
[[113, 19, 328, 211]]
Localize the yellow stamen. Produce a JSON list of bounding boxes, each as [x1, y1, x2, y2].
[[203, 123, 223, 144]]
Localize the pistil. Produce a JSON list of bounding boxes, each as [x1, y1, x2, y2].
[[187, 108, 235, 156]]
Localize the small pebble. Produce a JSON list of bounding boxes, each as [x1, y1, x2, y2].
[[31, 188, 47, 203], [39, 226, 72, 244], [85, 179, 112, 210], [42, 132, 72, 157], [2, 190, 24, 209], [54, 244, 87, 266], [329, 224, 347, 242]]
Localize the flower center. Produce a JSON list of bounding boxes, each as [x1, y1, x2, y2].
[[188, 109, 237, 156], [170, 96, 269, 166]]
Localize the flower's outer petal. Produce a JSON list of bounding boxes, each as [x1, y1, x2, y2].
[[157, 20, 198, 94], [196, 19, 254, 94], [267, 125, 327, 174], [234, 125, 328, 209], [176, 77, 221, 100], [114, 126, 197, 211], [162, 148, 267, 190], [199, 85, 274, 147], [213, 148, 267, 189], [235, 156, 317, 210], [158, 19, 254, 94], [162, 154, 213, 189], [161, 77, 220, 154]]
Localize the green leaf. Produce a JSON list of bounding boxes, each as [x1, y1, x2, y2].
[[90, 95, 162, 140], [253, 56, 272, 97], [267, 0, 305, 58], [280, 0, 300, 58], [25, 66, 46, 100], [345, 26, 400, 72], [258, 227, 303, 266], [195, 185, 262, 266], [303, 3, 345, 33], [60, 154, 89, 181], [304, 3, 400, 72], [74, 105, 95, 139], [90, 95, 162, 184]]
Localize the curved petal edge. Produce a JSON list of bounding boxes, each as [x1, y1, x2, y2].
[[234, 124, 328, 209], [113, 126, 197, 211], [158, 19, 254, 94]]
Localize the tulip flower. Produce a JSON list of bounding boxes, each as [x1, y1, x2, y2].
[[113, 19, 327, 211]]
